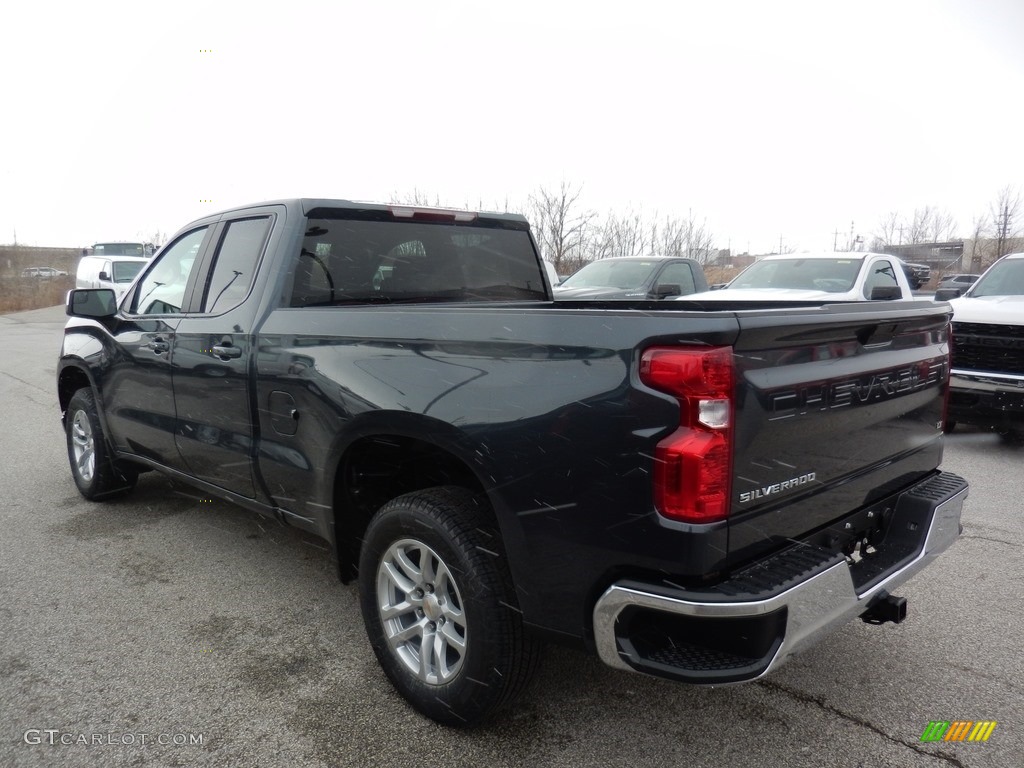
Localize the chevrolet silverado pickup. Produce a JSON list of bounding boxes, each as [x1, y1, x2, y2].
[[686, 252, 914, 302], [58, 199, 968, 726], [937, 252, 1024, 435], [553, 255, 708, 299]]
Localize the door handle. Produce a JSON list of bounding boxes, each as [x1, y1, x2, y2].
[[148, 338, 169, 354], [212, 344, 242, 359]]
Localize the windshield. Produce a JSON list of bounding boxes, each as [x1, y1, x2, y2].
[[112, 261, 146, 283], [969, 258, 1024, 297], [730, 257, 864, 292], [559, 260, 659, 289]]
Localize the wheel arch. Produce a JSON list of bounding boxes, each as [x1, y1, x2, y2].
[[330, 420, 497, 584], [57, 360, 97, 422]]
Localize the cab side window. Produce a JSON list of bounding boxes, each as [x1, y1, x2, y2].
[[131, 227, 208, 315], [864, 259, 899, 298], [202, 217, 271, 314], [658, 262, 697, 295]]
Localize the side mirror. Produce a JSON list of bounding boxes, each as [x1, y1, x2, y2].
[[67, 288, 117, 318], [654, 283, 681, 298], [934, 288, 962, 301], [98, 270, 111, 281], [869, 286, 903, 300]]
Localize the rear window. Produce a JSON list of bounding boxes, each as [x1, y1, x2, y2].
[[289, 212, 545, 307], [732, 257, 864, 292]]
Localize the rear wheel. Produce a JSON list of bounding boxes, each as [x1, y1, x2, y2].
[[359, 486, 541, 726], [65, 388, 137, 500]]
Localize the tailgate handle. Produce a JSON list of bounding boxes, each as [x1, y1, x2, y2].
[[857, 323, 897, 347]]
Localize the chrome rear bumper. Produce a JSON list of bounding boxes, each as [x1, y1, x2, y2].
[[593, 472, 968, 683]]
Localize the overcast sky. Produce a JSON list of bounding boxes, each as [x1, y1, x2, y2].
[[2, 0, 1022, 254]]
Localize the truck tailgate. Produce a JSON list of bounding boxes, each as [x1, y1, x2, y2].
[[727, 301, 950, 565]]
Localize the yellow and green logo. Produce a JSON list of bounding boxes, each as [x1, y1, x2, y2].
[[921, 721, 997, 743]]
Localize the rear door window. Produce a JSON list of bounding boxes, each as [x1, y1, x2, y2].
[[201, 217, 272, 314]]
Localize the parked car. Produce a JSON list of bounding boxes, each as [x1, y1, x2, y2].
[[21, 266, 68, 278], [936, 273, 980, 292], [896, 258, 931, 290], [677, 252, 913, 303], [553, 256, 708, 300], [937, 253, 1024, 435]]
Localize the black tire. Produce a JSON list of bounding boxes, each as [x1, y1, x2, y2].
[[359, 486, 541, 726], [943, 420, 956, 433], [65, 388, 138, 500]]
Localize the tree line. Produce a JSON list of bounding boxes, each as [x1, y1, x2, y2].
[[393, 182, 1023, 277], [391, 183, 716, 276], [870, 186, 1023, 272]]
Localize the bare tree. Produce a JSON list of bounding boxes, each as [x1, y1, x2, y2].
[[591, 209, 649, 260], [871, 206, 958, 250], [389, 188, 445, 207], [929, 210, 958, 243], [526, 182, 596, 275], [682, 214, 716, 264], [904, 206, 956, 244], [873, 211, 901, 248], [966, 215, 989, 272], [990, 185, 1023, 260], [650, 215, 690, 259]]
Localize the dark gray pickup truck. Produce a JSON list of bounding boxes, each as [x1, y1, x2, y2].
[[58, 199, 968, 726]]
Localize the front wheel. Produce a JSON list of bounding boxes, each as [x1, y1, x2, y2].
[[359, 486, 541, 726], [65, 388, 137, 500]]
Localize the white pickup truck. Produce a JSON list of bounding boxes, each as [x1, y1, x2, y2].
[[686, 252, 915, 302], [938, 252, 1024, 436]]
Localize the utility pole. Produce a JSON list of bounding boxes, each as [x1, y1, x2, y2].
[[897, 224, 905, 245]]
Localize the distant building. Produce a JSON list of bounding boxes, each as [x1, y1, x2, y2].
[[712, 250, 756, 270], [960, 236, 1024, 272]]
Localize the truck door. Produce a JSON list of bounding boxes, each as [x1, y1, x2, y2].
[[171, 214, 274, 498], [102, 226, 214, 468]]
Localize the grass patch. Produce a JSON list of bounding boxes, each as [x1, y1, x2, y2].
[[0, 276, 75, 314]]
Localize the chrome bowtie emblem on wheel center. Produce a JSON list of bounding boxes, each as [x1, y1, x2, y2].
[[422, 594, 442, 621]]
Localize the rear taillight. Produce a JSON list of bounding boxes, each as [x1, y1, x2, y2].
[[640, 346, 734, 524]]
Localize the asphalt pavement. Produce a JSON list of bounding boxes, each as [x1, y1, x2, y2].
[[1, 305, 1020, 768]]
